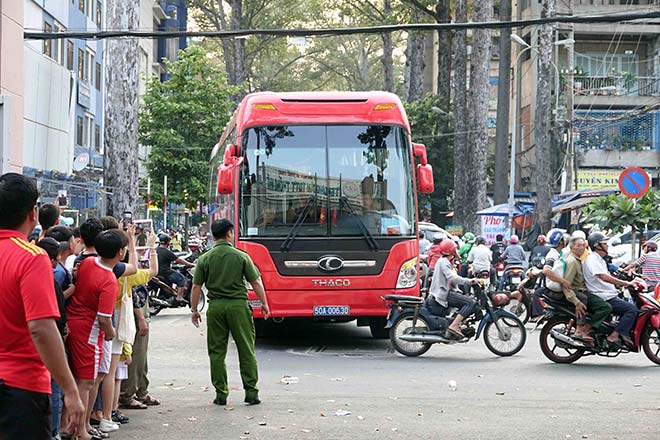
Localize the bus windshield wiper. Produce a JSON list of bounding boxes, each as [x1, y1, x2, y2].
[[280, 195, 317, 252], [339, 196, 378, 251]]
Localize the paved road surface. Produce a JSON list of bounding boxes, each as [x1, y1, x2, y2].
[[117, 309, 660, 440]]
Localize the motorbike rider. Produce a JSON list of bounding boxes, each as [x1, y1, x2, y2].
[[624, 241, 660, 291], [497, 235, 526, 290], [156, 233, 195, 304], [467, 236, 493, 283], [552, 236, 612, 344], [490, 234, 507, 265], [529, 235, 551, 267], [531, 229, 571, 320], [458, 232, 476, 277], [427, 239, 479, 340], [426, 232, 445, 270], [584, 232, 639, 349]]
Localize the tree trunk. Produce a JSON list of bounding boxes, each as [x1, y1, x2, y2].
[[230, 0, 246, 86], [534, 0, 556, 233], [452, 0, 469, 230], [494, 0, 511, 205], [436, 1, 452, 105], [465, 0, 492, 234], [381, 0, 394, 93], [104, 0, 140, 216], [403, 28, 426, 103]]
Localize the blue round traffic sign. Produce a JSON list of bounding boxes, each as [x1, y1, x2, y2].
[[618, 167, 650, 199]]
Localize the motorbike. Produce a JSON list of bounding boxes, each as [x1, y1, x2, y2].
[[385, 280, 527, 358], [538, 277, 660, 365], [148, 253, 207, 316], [495, 261, 506, 281], [501, 264, 525, 292], [506, 266, 543, 325]]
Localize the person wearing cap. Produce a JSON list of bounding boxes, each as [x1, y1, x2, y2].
[[458, 232, 476, 277], [583, 232, 638, 349], [531, 229, 571, 320], [498, 235, 526, 290], [156, 233, 195, 303], [624, 241, 660, 290], [428, 239, 479, 339], [426, 232, 446, 270], [190, 219, 269, 406]]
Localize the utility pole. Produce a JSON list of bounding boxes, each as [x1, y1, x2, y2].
[[494, 0, 512, 204], [563, 0, 576, 191], [568, 25, 577, 191]]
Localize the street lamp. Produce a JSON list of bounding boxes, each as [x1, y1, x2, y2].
[[507, 34, 574, 234]]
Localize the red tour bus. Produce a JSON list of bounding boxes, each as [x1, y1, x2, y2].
[[209, 91, 434, 338]]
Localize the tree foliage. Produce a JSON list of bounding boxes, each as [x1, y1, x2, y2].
[[405, 94, 454, 224], [190, 0, 410, 93], [139, 45, 239, 208], [583, 191, 660, 234]]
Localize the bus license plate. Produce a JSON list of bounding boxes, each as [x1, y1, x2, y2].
[[313, 306, 350, 316]]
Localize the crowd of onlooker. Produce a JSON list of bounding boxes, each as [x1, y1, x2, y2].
[[0, 173, 162, 440]]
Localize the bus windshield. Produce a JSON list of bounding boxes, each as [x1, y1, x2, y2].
[[238, 124, 415, 238]]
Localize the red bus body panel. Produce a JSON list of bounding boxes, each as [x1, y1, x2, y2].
[[239, 240, 419, 318]]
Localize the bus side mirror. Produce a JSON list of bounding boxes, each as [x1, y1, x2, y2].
[[417, 164, 434, 194], [217, 154, 244, 195], [217, 165, 234, 195], [223, 144, 236, 166], [413, 143, 428, 166]]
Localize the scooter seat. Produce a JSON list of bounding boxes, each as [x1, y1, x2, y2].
[[542, 294, 579, 316], [384, 294, 424, 304]]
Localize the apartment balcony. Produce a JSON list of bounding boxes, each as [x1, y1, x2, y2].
[[573, 76, 660, 107], [570, 0, 660, 35]]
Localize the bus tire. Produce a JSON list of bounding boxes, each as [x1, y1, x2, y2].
[[369, 317, 389, 339], [254, 318, 269, 339]]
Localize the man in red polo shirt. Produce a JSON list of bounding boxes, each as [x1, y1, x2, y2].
[[0, 173, 84, 439]]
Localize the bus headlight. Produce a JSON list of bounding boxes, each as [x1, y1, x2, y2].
[[396, 258, 418, 289]]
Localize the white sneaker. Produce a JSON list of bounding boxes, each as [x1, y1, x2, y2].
[[99, 419, 120, 433]]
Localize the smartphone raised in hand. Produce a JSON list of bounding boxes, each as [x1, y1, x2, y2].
[[122, 211, 133, 230]]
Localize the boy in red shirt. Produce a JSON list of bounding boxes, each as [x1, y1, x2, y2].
[[0, 173, 84, 439], [67, 229, 127, 440]]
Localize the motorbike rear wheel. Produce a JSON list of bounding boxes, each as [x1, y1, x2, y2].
[[539, 318, 584, 364], [641, 323, 660, 365], [148, 298, 163, 317], [390, 313, 432, 357], [504, 298, 530, 324], [483, 316, 526, 356]]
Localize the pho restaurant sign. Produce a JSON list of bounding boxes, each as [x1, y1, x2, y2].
[[576, 169, 619, 190]]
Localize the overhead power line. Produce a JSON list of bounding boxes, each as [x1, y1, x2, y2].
[[24, 10, 660, 40]]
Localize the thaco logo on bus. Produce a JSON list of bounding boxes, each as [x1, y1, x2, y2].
[[312, 279, 351, 288]]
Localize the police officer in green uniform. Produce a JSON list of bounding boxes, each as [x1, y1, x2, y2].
[[191, 219, 270, 406]]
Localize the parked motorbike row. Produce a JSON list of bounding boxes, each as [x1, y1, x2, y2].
[[408, 258, 660, 366]]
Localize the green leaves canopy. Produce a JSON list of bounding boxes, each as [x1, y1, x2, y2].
[[139, 45, 239, 208], [583, 190, 660, 234]]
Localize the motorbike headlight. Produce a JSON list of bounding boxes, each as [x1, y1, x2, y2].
[[396, 258, 418, 289]]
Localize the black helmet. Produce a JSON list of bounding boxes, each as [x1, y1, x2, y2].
[[475, 236, 486, 245], [587, 232, 608, 250], [159, 233, 171, 244]]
